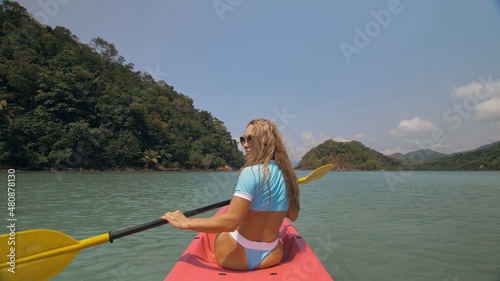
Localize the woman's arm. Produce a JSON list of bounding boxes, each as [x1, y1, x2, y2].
[[162, 197, 251, 233]]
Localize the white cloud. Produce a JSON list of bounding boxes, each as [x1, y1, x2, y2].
[[451, 78, 500, 99], [451, 81, 483, 98], [331, 134, 360, 143], [319, 133, 330, 142], [449, 77, 500, 124], [285, 139, 311, 161], [301, 131, 316, 145], [288, 131, 331, 160], [475, 98, 500, 121], [389, 117, 438, 136], [301, 131, 331, 146], [332, 135, 348, 142]]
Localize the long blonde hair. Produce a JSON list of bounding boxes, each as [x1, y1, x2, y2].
[[241, 118, 300, 215]]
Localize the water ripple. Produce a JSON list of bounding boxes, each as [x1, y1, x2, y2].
[[1, 171, 499, 280]]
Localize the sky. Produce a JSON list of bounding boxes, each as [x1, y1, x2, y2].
[[14, 0, 500, 160]]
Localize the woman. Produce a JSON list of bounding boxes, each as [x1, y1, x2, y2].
[[162, 118, 300, 270]]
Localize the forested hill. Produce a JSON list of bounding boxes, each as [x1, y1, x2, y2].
[[0, 1, 245, 170], [295, 140, 400, 170], [413, 142, 500, 170], [297, 139, 500, 171], [390, 149, 447, 163]]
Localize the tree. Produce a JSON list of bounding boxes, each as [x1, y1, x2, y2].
[[106, 131, 142, 167], [142, 149, 160, 169], [89, 37, 124, 64]]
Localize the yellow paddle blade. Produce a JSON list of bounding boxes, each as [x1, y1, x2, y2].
[[298, 164, 334, 184], [0, 229, 109, 281]]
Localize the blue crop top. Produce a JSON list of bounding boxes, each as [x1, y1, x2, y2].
[[233, 161, 289, 212]]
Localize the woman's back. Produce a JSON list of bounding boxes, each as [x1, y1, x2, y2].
[[237, 210, 287, 242]]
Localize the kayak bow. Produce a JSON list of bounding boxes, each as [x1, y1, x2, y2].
[[164, 206, 334, 281]]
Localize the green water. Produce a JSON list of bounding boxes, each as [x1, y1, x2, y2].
[[1, 170, 499, 281]]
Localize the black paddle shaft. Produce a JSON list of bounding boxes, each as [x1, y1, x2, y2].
[[108, 199, 231, 243]]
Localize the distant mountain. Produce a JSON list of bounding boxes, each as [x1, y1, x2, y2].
[[390, 149, 448, 163], [295, 140, 400, 170], [297, 140, 500, 171], [416, 141, 500, 170], [455, 140, 500, 154]]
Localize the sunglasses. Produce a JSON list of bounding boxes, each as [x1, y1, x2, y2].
[[239, 135, 253, 145]]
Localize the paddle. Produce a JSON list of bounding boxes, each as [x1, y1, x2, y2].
[[0, 164, 333, 281]]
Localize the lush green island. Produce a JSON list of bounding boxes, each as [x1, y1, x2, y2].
[[296, 140, 500, 171], [296, 140, 401, 170], [0, 1, 245, 171]]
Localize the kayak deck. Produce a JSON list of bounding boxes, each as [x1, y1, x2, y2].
[[164, 207, 333, 280]]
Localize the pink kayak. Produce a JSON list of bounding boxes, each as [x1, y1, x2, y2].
[[164, 206, 333, 280]]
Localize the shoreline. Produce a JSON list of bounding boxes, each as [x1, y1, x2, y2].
[[2, 167, 497, 172], [0, 166, 238, 172]]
